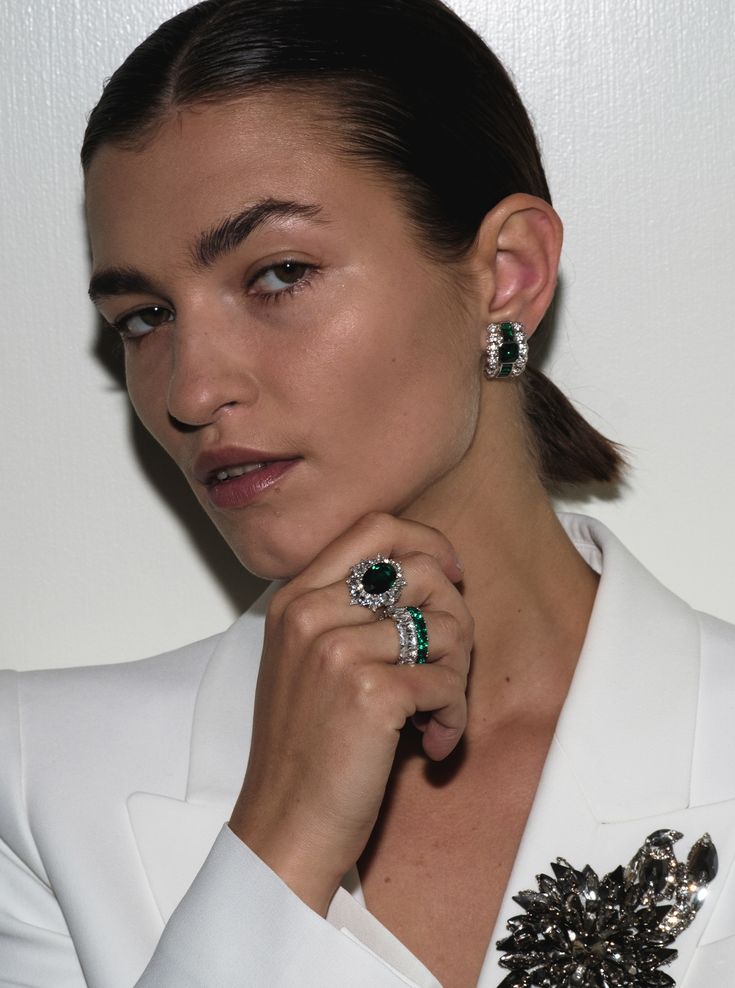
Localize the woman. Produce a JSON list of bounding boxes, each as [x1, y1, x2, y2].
[[1, 1, 733, 986]]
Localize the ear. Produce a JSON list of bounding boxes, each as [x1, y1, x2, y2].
[[470, 193, 563, 338]]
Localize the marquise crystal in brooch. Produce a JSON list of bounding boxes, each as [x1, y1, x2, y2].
[[496, 830, 718, 987]]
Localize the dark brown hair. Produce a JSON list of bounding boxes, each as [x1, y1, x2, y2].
[[82, 0, 623, 487]]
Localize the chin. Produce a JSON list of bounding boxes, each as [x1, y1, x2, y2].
[[216, 517, 336, 583], [208, 493, 404, 583]]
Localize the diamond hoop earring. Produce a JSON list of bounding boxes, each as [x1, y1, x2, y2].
[[484, 322, 529, 379]]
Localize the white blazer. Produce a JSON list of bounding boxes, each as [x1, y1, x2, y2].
[[1, 514, 734, 988]]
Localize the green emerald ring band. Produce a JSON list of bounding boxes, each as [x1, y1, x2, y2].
[[347, 555, 406, 613], [390, 606, 429, 665]]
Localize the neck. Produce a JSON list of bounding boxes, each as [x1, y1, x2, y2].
[[401, 388, 599, 741]]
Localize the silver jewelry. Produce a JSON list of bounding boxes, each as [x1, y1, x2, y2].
[[484, 321, 529, 379], [389, 606, 429, 664], [497, 829, 718, 987], [346, 555, 406, 613]]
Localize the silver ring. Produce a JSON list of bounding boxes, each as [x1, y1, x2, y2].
[[346, 555, 406, 613], [390, 606, 429, 665]]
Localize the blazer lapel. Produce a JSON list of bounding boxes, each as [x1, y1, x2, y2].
[[480, 514, 735, 986], [127, 585, 276, 922]]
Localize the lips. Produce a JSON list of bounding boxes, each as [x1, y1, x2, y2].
[[193, 446, 301, 509], [194, 446, 295, 485]]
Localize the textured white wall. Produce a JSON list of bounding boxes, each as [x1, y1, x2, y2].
[[1, 0, 733, 671]]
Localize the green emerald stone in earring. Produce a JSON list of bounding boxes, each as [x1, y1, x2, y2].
[[499, 341, 520, 362], [500, 322, 515, 342], [498, 364, 513, 378], [361, 562, 398, 595]]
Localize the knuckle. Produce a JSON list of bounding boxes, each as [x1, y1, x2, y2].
[[281, 592, 320, 639], [349, 666, 382, 705], [353, 511, 392, 540], [314, 628, 351, 669], [432, 610, 462, 641]]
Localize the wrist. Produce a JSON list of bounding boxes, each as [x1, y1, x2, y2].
[[227, 814, 344, 916]]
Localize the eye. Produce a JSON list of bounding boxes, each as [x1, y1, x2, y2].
[[249, 260, 315, 298], [113, 305, 174, 339]]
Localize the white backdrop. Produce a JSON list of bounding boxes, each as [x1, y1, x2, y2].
[[2, 0, 733, 671]]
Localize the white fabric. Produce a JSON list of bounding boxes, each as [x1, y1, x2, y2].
[[1, 514, 734, 987]]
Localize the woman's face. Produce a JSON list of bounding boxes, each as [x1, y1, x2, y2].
[[85, 95, 486, 578]]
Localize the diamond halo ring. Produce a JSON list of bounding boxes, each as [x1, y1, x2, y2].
[[346, 555, 406, 613]]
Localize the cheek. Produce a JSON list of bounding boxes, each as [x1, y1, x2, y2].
[[388, 315, 483, 489], [305, 308, 481, 490], [397, 365, 482, 481]]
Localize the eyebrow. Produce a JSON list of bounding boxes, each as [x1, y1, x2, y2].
[[88, 198, 324, 303], [87, 267, 162, 304]]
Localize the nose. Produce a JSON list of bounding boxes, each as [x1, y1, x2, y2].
[[166, 317, 259, 428]]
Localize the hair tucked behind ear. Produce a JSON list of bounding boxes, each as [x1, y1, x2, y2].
[[82, 0, 625, 490]]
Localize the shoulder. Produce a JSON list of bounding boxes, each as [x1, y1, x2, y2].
[[7, 630, 220, 707], [0, 631, 222, 759], [561, 515, 734, 652], [0, 632, 222, 872]]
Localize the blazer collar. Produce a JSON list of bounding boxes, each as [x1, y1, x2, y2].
[[127, 586, 274, 922], [185, 583, 275, 804], [552, 512, 700, 821]]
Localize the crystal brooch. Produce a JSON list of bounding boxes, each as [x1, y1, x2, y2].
[[496, 830, 718, 987]]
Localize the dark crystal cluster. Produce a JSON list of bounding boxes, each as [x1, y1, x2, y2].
[[497, 830, 717, 988]]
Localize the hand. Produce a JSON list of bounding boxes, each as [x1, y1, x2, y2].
[[228, 512, 473, 915]]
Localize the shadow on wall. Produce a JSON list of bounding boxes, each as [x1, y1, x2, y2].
[[93, 319, 267, 616], [91, 275, 625, 608]]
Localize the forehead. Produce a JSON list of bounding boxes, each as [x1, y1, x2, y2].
[[84, 94, 391, 268]]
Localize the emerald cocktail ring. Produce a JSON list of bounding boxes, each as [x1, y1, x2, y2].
[[346, 555, 406, 613]]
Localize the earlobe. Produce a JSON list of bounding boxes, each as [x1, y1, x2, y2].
[[473, 193, 563, 337]]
